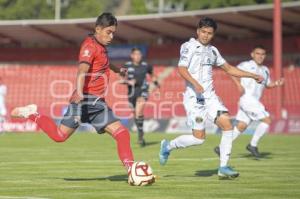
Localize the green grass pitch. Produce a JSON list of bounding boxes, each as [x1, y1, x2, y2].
[[0, 132, 300, 199]]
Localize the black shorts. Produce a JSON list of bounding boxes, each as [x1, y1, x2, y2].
[[128, 86, 149, 108], [60, 95, 119, 134]]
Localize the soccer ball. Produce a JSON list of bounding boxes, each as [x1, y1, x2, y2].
[[128, 161, 155, 186]]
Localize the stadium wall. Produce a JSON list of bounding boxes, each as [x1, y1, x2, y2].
[[0, 65, 299, 133]]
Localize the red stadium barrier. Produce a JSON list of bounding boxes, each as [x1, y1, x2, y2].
[[1, 65, 299, 122], [0, 48, 77, 62]]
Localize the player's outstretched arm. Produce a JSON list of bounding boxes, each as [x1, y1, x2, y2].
[[110, 64, 128, 76], [221, 62, 264, 83], [266, 78, 285, 88], [178, 66, 204, 93], [109, 64, 121, 73]]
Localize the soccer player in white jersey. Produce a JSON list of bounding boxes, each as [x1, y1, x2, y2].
[[214, 45, 284, 158], [0, 77, 7, 123], [158, 17, 264, 179]]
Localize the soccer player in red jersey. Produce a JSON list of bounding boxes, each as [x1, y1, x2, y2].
[[11, 13, 135, 176]]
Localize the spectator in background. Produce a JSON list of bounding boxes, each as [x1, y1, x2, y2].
[[0, 77, 7, 123]]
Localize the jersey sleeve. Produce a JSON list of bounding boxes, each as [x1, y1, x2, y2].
[[212, 47, 226, 67], [237, 62, 247, 71], [123, 62, 130, 69], [265, 67, 271, 86], [178, 42, 193, 67], [78, 43, 96, 65], [236, 62, 248, 88], [0, 85, 7, 96]]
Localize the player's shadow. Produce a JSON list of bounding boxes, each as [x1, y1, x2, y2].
[[240, 152, 272, 160], [64, 174, 127, 182], [194, 169, 217, 177], [144, 141, 160, 147]]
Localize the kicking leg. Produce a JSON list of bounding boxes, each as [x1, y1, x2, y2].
[[11, 104, 76, 142], [105, 121, 134, 171]]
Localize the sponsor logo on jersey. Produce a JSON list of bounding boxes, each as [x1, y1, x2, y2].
[[182, 47, 189, 54], [195, 117, 203, 123], [83, 49, 91, 57]]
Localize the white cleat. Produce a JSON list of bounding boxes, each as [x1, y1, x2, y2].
[[11, 104, 38, 118]]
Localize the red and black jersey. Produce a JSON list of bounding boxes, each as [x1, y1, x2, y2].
[[78, 35, 110, 98]]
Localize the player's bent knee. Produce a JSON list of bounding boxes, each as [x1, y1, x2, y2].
[[217, 117, 233, 131], [53, 132, 70, 143], [193, 131, 206, 139]]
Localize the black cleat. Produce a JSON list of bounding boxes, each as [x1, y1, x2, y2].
[[214, 146, 220, 157], [246, 144, 260, 158]]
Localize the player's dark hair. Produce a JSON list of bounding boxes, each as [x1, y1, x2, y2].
[[131, 47, 142, 53], [95, 12, 117, 27], [197, 17, 217, 31], [253, 45, 266, 52]]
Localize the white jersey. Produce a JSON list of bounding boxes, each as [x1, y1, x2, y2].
[[237, 60, 271, 101], [0, 84, 7, 116], [178, 38, 226, 98], [0, 85, 7, 100]]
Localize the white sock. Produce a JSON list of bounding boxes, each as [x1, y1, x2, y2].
[[167, 135, 205, 151], [250, 122, 269, 147], [219, 130, 233, 167], [232, 126, 241, 141]]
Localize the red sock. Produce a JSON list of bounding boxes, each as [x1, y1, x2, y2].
[[29, 114, 70, 142], [111, 126, 134, 171]]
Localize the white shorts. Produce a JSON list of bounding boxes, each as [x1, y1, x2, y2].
[[236, 98, 270, 125], [0, 102, 6, 116], [183, 91, 228, 131]]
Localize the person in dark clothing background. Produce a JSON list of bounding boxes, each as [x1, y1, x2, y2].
[[121, 47, 159, 147]]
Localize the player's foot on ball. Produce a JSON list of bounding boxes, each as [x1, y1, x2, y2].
[[218, 166, 239, 179], [159, 139, 170, 165], [214, 146, 220, 157], [138, 138, 146, 147], [11, 104, 37, 118], [246, 144, 260, 158]]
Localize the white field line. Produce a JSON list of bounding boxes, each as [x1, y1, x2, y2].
[[0, 196, 50, 199], [0, 157, 234, 165], [1, 156, 299, 166]]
